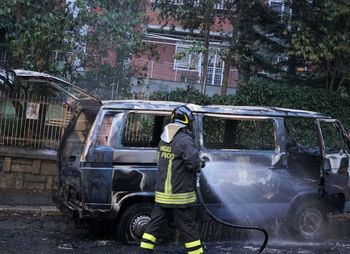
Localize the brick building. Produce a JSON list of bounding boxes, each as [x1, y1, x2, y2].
[[131, 0, 237, 96], [130, 0, 288, 96]]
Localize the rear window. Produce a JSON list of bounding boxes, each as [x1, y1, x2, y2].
[[94, 112, 123, 147], [285, 118, 319, 148], [319, 121, 349, 154], [202, 116, 275, 150]]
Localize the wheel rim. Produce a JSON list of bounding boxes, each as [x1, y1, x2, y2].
[[130, 214, 151, 240], [299, 207, 323, 237]]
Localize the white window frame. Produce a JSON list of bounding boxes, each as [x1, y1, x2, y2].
[[205, 52, 224, 86], [174, 44, 200, 72], [213, 0, 223, 10], [174, 43, 224, 86], [171, 0, 183, 5], [268, 0, 291, 16], [152, 0, 227, 9]]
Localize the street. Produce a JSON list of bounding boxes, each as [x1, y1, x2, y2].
[[1, 214, 350, 254]]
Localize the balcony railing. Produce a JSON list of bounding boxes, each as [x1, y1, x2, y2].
[[151, 0, 227, 9], [133, 59, 238, 87]]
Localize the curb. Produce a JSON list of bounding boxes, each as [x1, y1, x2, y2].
[[0, 205, 61, 216]]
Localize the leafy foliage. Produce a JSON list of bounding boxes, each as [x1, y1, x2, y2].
[[234, 77, 350, 129], [75, 0, 147, 99], [150, 77, 350, 130], [149, 86, 210, 105], [287, 0, 350, 91], [0, 0, 82, 76], [153, 0, 220, 94], [0, 0, 146, 99]]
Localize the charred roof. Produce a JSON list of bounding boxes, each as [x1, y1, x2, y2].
[[13, 69, 99, 102], [101, 100, 331, 119]]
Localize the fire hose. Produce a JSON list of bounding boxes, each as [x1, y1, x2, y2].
[[195, 171, 269, 254]]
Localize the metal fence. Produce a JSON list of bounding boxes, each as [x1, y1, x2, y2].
[[133, 59, 238, 87], [0, 91, 74, 149]]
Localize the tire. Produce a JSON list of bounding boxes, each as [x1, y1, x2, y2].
[[117, 203, 153, 244], [291, 200, 329, 241]]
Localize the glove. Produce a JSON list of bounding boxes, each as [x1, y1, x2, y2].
[[201, 159, 206, 168]]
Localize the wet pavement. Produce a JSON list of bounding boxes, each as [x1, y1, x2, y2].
[[1, 214, 350, 254]]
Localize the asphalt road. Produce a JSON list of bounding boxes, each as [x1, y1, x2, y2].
[[1, 214, 350, 254]]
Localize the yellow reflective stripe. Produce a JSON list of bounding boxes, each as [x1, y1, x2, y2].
[[182, 114, 189, 124], [156, 191, 196, 199], [188, 247, 204, 254], [155, 196, 197, 204], [155, 191, 197, 205], [164, 159, 172, 194], [142, 233, 156, 243], [140, 242, 155, 250], [185, 240, 201, 248]]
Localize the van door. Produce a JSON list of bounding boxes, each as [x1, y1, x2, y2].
[[316, 119, 350, 197], [198, 115, 284, 224], [81, 110, 171, 208], [111, 111, 170, 196]]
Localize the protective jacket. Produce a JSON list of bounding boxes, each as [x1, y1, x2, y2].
[[155, 123, 201, 208]]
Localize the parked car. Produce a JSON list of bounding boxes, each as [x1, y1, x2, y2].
[[54, 100, 350, 243]]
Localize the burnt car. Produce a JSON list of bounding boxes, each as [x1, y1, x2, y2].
[[54, 100, 350, 242]]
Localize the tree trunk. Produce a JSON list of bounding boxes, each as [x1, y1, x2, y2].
[[221, 1, 243, 95], [329, 60, 338, 91], [200, 22, 210, 95], [221, 52, 232, 96], [326, 60, 330, 89], [335, 76, 345, 92]]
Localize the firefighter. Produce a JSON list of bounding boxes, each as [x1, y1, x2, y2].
[[139, 105, 204, 254]]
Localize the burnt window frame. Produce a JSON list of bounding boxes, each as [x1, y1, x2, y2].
[[284, 117, 320, 149], [198, 114, 278, 152], [316, 119, 350, 156], [118, 110, 172, 149], [87, 110, 124, 149]]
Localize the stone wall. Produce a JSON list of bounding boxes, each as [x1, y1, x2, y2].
[[0, 146, 58, 191]]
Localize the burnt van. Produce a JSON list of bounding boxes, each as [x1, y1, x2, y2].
[[54, 100, 350, 243]]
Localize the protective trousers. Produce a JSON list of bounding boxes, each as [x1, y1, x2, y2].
[[140, 204, 204, 254]]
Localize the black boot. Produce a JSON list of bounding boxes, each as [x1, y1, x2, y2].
[[139, 249, 153, 254]]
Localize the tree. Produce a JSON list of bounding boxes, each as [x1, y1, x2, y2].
[[220, 0, 262, 95], [75, 0, 147, 99], [288, 0, 350, 92], [153, 0, 284, 96], [236, 0, 350, 94], [0, 0, 83, 78], [0, 0, 147, 99], [153, 0, 221, 95]]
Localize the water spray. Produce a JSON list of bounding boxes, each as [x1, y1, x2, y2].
[[196, 171, 269, 254]]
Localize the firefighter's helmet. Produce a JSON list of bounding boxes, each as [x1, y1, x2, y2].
[[170, 105, 193, 126]]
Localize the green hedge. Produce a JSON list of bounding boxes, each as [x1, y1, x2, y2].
[[150, 78, 350, 129], [234, 78, 350, 129]]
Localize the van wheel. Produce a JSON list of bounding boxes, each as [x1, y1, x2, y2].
[[117, 203, 153, 244], [291, 200, 328, 241]]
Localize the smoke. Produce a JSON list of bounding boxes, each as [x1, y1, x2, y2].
[[198, 159, 345, 242], [199, 160, 277, 226]]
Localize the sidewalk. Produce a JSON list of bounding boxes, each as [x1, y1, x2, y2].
[[0, 189, 61, 216]]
